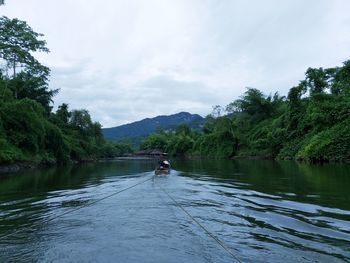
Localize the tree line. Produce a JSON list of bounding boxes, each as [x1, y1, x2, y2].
[[0, 16, 131, 164], [141, 61, 350, 162], [1, 16, 349, 164]]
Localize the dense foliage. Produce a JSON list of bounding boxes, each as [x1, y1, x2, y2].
[[0, 16, 131, 164], [141, 62, 350, 162]]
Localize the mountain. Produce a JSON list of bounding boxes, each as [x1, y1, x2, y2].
[[102, 112, 204, 140]]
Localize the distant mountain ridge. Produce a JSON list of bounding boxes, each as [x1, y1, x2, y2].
[[102, 112, 204, 140]]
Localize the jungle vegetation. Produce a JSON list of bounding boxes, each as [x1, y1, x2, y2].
[[0, 16, 132, 164], [141, 62, 350, 162]]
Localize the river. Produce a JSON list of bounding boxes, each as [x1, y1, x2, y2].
[[0, 159, 349, 262]]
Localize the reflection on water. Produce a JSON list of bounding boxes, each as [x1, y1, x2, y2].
[[0, 159, 349, 262]]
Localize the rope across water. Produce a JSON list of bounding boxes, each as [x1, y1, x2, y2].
[[158, 183, 242, 263]]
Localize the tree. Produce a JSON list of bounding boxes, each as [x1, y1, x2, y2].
[[202, 115, 216, 134], [10, 71, 58, 112], [55, 103, 71, 126], [0, 16, 50, 99], [211, 105, 224, 118], [287, 81, 307, 106], [141, 133, 168, 152], [226, 88, 279, 120], [0, 16, 49, 77], [331, 60, 350, 95], [0, 16, 111, 164], [176, 123, 191, 136], [305, 67, 329, 95], [0, 99, 46, 153], [70, 109, 93, 134]]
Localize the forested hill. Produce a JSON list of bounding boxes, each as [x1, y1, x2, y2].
[[102, 112, 203, 140]]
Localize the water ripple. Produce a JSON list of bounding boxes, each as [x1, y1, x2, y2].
[[0, 160, 349, 262]]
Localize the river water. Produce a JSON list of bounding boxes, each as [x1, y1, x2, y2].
[[0, 159, 349, 262]]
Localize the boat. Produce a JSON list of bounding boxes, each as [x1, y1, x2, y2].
[[155, 160, 171, 175]]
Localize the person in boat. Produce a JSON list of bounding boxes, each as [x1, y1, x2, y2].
[[156, 153, 170, 170], [158, 159, 170, 170]]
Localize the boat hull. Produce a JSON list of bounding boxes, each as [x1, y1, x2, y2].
[[155, 168, 170, 175]]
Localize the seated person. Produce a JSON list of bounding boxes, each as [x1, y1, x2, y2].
[[158, 159, 170, 169]]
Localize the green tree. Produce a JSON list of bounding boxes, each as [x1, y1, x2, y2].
[[141, 133, 168, 152], [10, 71, 58, 112], [70, 110, 93, 133], [226, 88, 274, 120], [331, 60, 350, 95], [305, 67, 329, 96], [55, 103, 71, 126], [176, 123, 191, 136], [211, 105, 224, 117], [0, 99, 46, 154], [0, 16, 51, 102], [0, 16, 112, 164], [0, 16, 49, 78]]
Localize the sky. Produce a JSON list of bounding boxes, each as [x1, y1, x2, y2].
[[1, 0, 350, 127]]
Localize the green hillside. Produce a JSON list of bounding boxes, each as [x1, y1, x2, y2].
[[102, 112, 203, 140]]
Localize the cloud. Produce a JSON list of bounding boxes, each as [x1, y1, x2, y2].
[[52, 65, 218, 127]]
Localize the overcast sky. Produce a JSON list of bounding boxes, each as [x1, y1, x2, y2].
[[2, 0, 350, 127]]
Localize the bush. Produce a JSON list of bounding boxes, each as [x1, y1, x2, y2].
[[0, 99, 46, 154], [0, 138, 26, 162], [44, 120, 71, 163], [297, 119, 350, 162]]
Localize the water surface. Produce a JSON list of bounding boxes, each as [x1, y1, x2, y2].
[[0, 159, 349, 262]]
